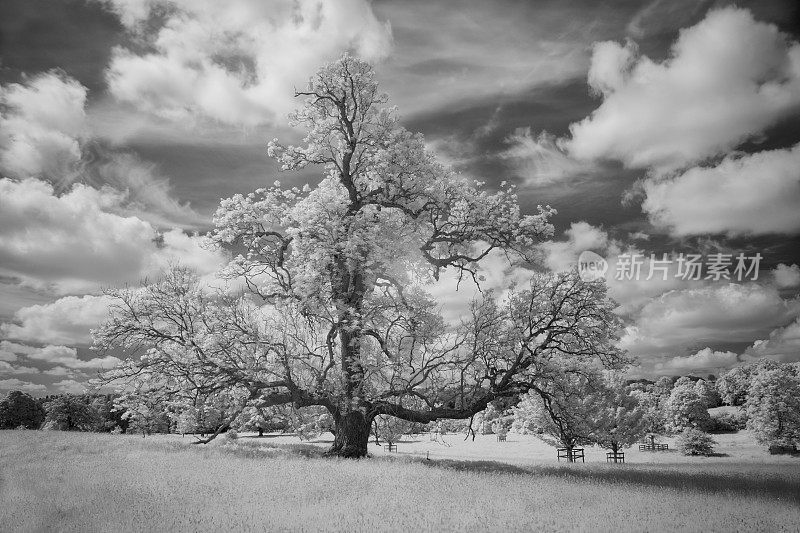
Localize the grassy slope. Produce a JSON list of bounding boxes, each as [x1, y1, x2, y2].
[[2, 431, 799, 532]]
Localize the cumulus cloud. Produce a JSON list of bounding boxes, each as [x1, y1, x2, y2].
[[0, 178, 227, 293], [773, 263, 800, 289], [0, 71, 87, 180], [566, 7, 800, 173], [536, 223, 700, 313], [744, 317, 800, 363], [52, 379, 89, 394], [620, 283, 800, 359], [20, 344, 121, 370], [0, 378, 47, 394], [44, 366, 86, 378], [0, 73, 204, 228], [538, 221, 610, 272], [102, 0, 393, 125], [642, 143, 800, 237], [0, 295, 113, 345], [655, 347, 740, 374], [0, 341, 34, 362], [0, 361, 40, 375]]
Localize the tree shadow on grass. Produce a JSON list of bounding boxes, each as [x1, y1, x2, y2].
[[530, 464, 800, 505], [409, 456, 800, 505]]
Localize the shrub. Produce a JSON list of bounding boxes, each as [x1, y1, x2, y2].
[[224, 429, 239, 441], [677, 428, 716, 456]]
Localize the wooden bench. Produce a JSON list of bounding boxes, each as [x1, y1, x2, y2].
[[497, 434, 506, 442], [606, 451, 625, 463], [638, 443, 669, 451], [383, 443, 397, 452], [557, 448, 585, 462]]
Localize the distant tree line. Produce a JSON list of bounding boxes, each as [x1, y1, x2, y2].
[[2, 359, 796, 455]]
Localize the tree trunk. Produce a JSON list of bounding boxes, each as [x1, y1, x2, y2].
[[258, 428, 264, 437], [327, 411, 371, 458]]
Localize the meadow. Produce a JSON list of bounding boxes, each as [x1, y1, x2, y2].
[[1, 429, 799, 532]]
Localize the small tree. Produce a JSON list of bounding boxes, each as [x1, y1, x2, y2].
[[115, 395, 171, 437], [511, 372, 599, 456], [175, 407, 199, 436], [677, 428, 716, 456], [373, 414, 410, 447], [745, 364, 800, 453], [0, 390, 46, 429], [473, 403, 511, 435], [42, 395, 101, 431], [664, 382, 712, 433], [591, 375, 648, 455]]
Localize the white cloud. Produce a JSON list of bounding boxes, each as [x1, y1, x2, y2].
[[655, 347, 740, 374], [536, 224, 698, 313], [537, 221, 610, 273], [566, 7, 800, 173], [744, 317, 800, 363], [0, 295, 113, 345], [103, 0, 393, 125], [52, 379, 89, 394], [642, 143, 800, 236], [20, 344, 122, 370], [0, 378, 47, 394], [0, 178, 226, 293], [0, 71, 87, 180], [0, 74, 204, 228], [44, 366, 86, 378], [620, 283, 800, 360], [0, 341, 34, 362], [0, 361, 41, 375], [773, 263, 800, 289]]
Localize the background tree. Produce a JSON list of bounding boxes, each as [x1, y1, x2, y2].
[[96, 55, 626, 457], [693, 379, 722, 408], [510, 372, 601, 455], [745, 364, 800, 453], [175, 407, 199, 436], [716, 359, 780, 406], [590, 374, 648, 455], [663, 381, 712, 433], [373, 414, 410, 447], [0, 390, 46, 429], [90, 394, 128, 432], [115, 394, 171, 437], [42, 395, 101, 431]]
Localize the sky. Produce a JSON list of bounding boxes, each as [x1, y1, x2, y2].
[[1, 0, 799, 395]]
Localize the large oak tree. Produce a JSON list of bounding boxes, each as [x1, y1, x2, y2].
[[95, 55, 626, 457]]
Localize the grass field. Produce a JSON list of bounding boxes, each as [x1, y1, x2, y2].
[[1, 430, 799, 532]]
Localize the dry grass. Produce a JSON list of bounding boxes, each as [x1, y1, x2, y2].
[[1, 430, 799, 532]]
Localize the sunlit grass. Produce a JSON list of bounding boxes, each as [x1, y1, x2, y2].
[[1, 431, 799, 532]]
